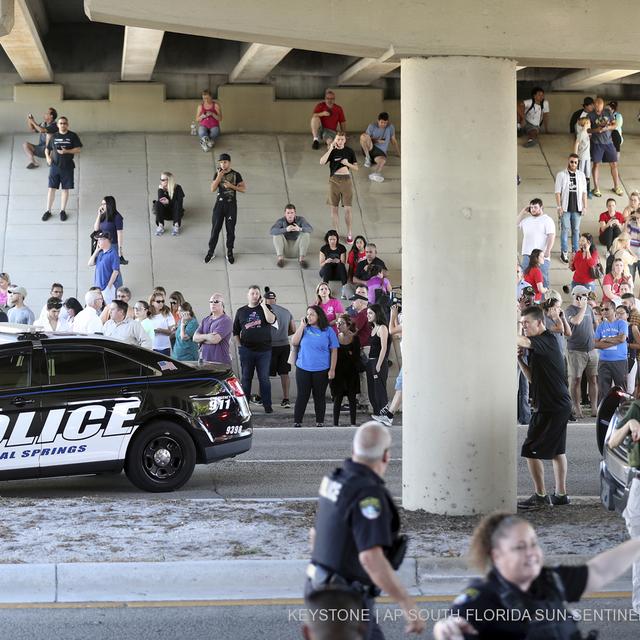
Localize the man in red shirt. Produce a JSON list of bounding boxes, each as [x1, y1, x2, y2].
[[311, 89, 346, 149], [599, 197, 625, 250]]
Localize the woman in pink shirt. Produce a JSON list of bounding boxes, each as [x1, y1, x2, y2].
[[196, 90, 222, 152], [315, 282, 344, 332]]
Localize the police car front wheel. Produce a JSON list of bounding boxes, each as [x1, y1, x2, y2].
[[124, 421, 197, 492]]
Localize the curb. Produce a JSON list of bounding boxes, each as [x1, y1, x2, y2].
[[0, 556, 631, 604]]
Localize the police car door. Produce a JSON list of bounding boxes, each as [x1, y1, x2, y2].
[[39, 345, 145, 472], [0, 344, 42, 478]]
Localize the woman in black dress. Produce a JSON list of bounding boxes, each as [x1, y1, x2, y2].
[[366, 303, 390, 416], [331, 314, 361, 426]]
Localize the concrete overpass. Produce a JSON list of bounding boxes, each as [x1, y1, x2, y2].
[[3, 1, 640, 514]]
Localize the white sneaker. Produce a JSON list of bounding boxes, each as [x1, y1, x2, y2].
[[155, 225, 165, 236], [200, 137, 209, 152], [171, 224, 180, 236], [364, 156, 372, 168], [369, 173, 384, 182], [371, 413, 392, 427], [207, 137, 215, 148]]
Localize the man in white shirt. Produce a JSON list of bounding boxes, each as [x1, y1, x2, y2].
[[554, 154, 588, 263], [37, 282, 68, 326], [73, 289, 104, 334], [517, 87, 550, 147], [517, 198, 556, 288], [103, 300, 152, 349]]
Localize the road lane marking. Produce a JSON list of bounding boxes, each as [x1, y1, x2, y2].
[[0, 591, 631, 609]]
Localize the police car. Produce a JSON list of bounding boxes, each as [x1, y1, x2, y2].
[[597, 386, 634, 512], [0, 324, 252, 492]]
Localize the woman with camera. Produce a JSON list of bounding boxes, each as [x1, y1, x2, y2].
[[543, 297, 572, 354], [569, 232, 600, 293], [291, 305, 338, 428], [171, 301, 199, 362], [434, 512, 640, 640]]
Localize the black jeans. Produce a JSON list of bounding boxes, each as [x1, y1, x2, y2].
[[600, 225, 622, 250], [209, 198, 237, 253], [320, 262, 348, 285], [294, 367, 329, 424], [333, 392, 357, 426], [153, 200, 183, 226], [366, 359, 388, 415]]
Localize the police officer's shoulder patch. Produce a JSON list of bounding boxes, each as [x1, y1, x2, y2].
[[359, 496, 382, 520], [452, 587, 480, 606]]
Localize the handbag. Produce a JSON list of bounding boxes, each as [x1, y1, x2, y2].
[[589, 262, 604, 279]]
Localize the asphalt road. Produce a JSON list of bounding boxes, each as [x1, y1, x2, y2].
[[3, 597, 638, 640], [0, 423, 602, 500]]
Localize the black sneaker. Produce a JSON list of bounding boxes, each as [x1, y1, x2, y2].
[[204, 252, 213, 264], [119, 255, 129, 265], [280, 399, 291, 409], [312, 139, 320, 150], [560, 251, 569, 263], [227, 251, 235, 264], [568, 414, 577, 422], [59, 210, 68, 221], [316, 423, 324, 428], [294, 423, 302, 428], [264, 406, 273, 414], [550, 493, 570, 506], [42, 210, 52, 221], [250, 395, 262, 405], [518, 493, 551, 510]]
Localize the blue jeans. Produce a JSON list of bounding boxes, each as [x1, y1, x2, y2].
[[521, 255, 550, 289], [198, 125, 220, 141], [238, 346, 272, 409], [560, 211, 581, 254], [571, 280, 596, 293]]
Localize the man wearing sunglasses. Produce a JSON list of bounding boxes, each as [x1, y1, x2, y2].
[[7, 286, 34, 325], [555, 153, 588, 264], [193, 293, 233, 366]]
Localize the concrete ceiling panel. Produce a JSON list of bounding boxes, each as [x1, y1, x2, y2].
[[85, 1, 640, 68], [0, 0, 52, 81]]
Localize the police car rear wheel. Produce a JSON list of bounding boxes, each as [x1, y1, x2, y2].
[[125, 421, 196, 492]]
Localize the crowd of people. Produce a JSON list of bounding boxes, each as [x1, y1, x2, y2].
[[2, 89, 403, 429]]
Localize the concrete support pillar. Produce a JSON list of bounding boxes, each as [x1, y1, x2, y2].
[[229, 43, 291, 83], [0, 0, 51, 82], [401, 56, 517, 515], [0, 0, 14, 37], [121, 26, 164, 82]]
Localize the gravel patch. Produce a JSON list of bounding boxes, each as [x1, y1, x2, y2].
[[0, 498, 626, 564]]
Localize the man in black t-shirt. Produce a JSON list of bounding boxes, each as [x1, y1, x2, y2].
[[205, 153, 246, 265], [517, 305, 572, 510], [319, 132, 358, 243], [352, 243, 387, 286], [43, 116, 82, 223], [233, 285, 276, 413], [23, 107, 58, 169]]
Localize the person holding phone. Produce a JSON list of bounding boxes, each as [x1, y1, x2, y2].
[[205, 153, 246, 265], [23, 107, 57, 169], [233, 285, 276, 414], [43, 116, 82, 222], [171, 302, 199, 361]]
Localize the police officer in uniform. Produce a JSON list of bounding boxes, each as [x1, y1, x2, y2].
[[205, 153, 246, 265], [434, 512, 640, 640], [306, 421, 424, 638]]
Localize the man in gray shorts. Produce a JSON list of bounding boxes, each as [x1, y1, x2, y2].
[[23, 107, 58, 169], [565, 285, 598, 418]]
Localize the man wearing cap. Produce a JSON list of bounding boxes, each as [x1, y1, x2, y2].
[[270, 203, 313, 268], [88, 231, 123, 305], [264, 289, 296, 409], [205, 153, 246, 265], [103, 299, 152, 349], [565, 285, 599, 418], [7, 286, 35, 325], [569, 97, 595, 136]]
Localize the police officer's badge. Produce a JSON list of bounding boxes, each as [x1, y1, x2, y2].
[[359, 497, 382, 519], [452, 588, 479, 606]]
